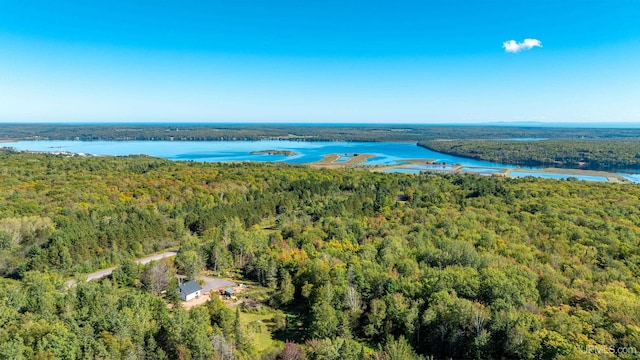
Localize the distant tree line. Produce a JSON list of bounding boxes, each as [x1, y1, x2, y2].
[[419, 139, 640, 171], [3, 123, 640, 142]]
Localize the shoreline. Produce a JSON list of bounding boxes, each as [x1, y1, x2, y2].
[[3, 144, 639, 183]]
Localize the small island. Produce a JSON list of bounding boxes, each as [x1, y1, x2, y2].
[[250, 149, 297, 156]]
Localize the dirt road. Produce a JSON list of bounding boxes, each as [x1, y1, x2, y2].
[[67, 250, 178, 287]]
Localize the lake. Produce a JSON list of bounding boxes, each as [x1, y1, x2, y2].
[[5, 140, 638, 183], [460, 167, 504, 173], [4, 140, 529, 168], [509, 171, 609, 182], [617, 173, 640, 184]]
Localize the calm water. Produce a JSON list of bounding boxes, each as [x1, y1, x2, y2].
[[5, 140, 532, 168], [334, 155, 355, 163], [5, 140, 638, 183], [383, 168, 422, 174], [460, 167, 503, 173], [409, 164, 454, 171], [509, 171, 609, 182], [617, 174, 640, 184]]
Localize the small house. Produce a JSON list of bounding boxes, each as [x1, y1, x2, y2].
[[178, 280, 202, 301]]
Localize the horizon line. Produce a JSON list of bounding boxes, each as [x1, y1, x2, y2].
[[2, 121, 640, 129]]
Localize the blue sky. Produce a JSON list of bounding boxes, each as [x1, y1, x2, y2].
[[1, 0, 639, 123]]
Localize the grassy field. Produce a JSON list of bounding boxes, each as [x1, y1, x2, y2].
[[239, 311, 279, 353]]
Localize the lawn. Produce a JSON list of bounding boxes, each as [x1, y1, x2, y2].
[[239, 311, 280, 353]]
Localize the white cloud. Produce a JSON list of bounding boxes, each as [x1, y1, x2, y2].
[[503, 38, 542, 53]]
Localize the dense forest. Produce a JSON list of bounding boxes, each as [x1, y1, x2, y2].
[[1, 150, 640, 359], [419, 139, 640, 171], [3, 123, 640, 142]]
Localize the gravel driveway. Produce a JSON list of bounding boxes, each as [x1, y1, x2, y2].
[[201, 277, 237, 293]]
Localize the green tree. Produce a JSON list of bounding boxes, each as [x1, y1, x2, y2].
[[233, 308, 251, 353], [112, 260, 140, 287], [22, 271, 62, 320], [49, 325, 81, 359], [0, 231, 13, 250], [379, 336, 422, 360], [309, 300, 339, 339], [175, 250, 202, 280], [0, 337, 27, 360], [186, 307, 214, 360], [276, 271, 295, 307], [364, 298, 387, 339], [205, 240, 231, 273], [207, 295, 234, 338]]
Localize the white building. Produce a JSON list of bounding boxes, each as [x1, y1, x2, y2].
[[178, 280, 202, 301]]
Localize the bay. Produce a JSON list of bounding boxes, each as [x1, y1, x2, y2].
[[7, 140, 640, 183], [5, 140, 533, 168]]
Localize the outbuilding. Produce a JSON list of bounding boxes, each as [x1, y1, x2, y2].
[[178, 280, 202, 301], [223, 288, 235, 299]]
